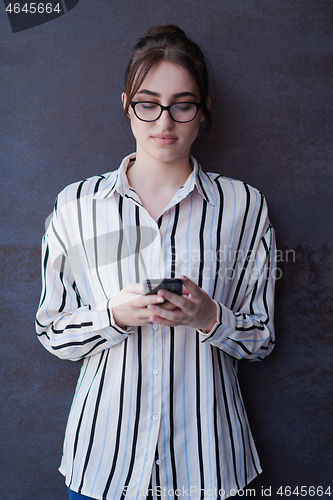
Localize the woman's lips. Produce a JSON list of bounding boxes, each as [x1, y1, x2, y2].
[[152, 134, 178, 146]]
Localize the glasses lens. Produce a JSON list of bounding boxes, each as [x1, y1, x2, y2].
[[170, 103, 198, 122], [134, 102, 161, 121], [133, 102, 199, 122]]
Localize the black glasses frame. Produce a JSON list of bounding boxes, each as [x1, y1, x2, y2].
[[130, 101, 202, 123]]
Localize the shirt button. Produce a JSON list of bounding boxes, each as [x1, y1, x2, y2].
[[153, 414, 159, 421], [156, 459, 161, 465], [152, 323, 159, 330], [153, 369, 159, 375]]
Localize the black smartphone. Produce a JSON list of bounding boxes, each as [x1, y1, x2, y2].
[[142, 278, 182, 303]]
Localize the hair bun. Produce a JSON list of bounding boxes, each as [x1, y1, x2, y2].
[[147, 24, 186, 37]]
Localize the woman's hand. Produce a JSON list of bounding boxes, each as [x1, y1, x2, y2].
[[147, 275, 218, 332], [111, 283, 179, 329]]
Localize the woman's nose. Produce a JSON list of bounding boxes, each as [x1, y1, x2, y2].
[[157, 109, 175, 129]]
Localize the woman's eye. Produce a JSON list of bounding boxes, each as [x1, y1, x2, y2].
[[174, 103, 191, 111], [141, 102, 158, 109]]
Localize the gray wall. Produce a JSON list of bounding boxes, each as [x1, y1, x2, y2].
[[1, 1, 332, 498]]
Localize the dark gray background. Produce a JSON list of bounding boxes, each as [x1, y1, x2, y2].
[[1, 1, 333, 499]]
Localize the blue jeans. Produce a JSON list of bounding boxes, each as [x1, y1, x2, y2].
[[68, 488, 96, 500]]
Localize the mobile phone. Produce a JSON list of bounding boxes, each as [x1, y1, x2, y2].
[[142, 278, 182, 303]]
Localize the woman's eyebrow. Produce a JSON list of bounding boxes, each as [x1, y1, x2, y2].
[[136, 89, 197, 98]]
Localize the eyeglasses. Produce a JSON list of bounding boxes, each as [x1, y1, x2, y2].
[[130, 101, 202, 123]]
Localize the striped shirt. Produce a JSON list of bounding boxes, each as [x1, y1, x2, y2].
[[36, 153, 276, 500]]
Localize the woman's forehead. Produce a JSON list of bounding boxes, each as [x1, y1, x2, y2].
[[136, 61, 198, 97]]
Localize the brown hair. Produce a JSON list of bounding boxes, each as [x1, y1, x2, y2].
[[123, 25, 212, 130]]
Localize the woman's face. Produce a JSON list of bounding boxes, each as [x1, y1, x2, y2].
[[124, 61, 207, 166]]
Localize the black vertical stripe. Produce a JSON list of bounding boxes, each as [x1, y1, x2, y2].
[[230, 184, 251, 275], [196, 198, 208, 498], [198, 200, 207, 289], [69, 351, 106, 488], [170, 203, 180, 278], [261, 234, 271, 325], [119, 327, 143, 500], [102, 339, 128, 493], [249, 281, 258, 316], [212, 177, 224, 301], [134, 205, 149, 280], [94, 176, 106, 194], [169, 326, 177, 491], [103, 173, 118, 199], [231, 382, 247, 485], [230, 194, 265, 310], [51, 218, 68, 253], [195, 335, 205, 499], [58, 255, 67, 313], [157, 214, 163, 229], [68, 391, 90, 488], [76, 180, 91, 278], [216, 350, 240, 490], [72, 281, 82, 309], [135, 205, 141, 283], [232, 364, 260, 477], [117, 196, 124, 291], [196, 166, 211, 203], [211, 350, 222, 499], [78, 349, 110, 493], [154, 445, 161, 497], [39, 242, 49, 307], [92, 196, 107, 299], [146, 477, 153, 499], [168, 205, 180, 489]]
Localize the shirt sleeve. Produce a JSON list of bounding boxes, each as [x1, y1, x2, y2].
[[197, 224, 276, 361], [35, 206, 133, 362]]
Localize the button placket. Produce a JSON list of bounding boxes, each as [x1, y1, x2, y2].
[[143, 216, 164, 474]]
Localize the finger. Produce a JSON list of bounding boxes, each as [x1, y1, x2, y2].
[[159, 302, 178, 311], [179, 275, 201, 298], [119, 292, 166, 309], [148, 303, 184, 323], [140, 294, 166, 307], [156, 288, 187, 309], [125, 283, 144, 295], [149, 316, 179, 328]]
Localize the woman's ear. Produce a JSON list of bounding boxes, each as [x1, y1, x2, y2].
[[122, 92, 131, 119], [121, 92, 127, 110]]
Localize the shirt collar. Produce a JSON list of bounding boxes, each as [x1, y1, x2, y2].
[[93, 153, 216, 206], [185, 156, 216, 206]]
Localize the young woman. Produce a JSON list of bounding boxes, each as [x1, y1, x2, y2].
[[36, 25, 276, 500]]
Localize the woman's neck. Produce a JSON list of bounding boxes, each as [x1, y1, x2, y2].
[[127, 149, 193, 193]]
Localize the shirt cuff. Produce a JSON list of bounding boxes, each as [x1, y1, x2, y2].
[[196, 300, 221, 337], [92, 298, 134, 337], [109, 297, 134, 334]]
